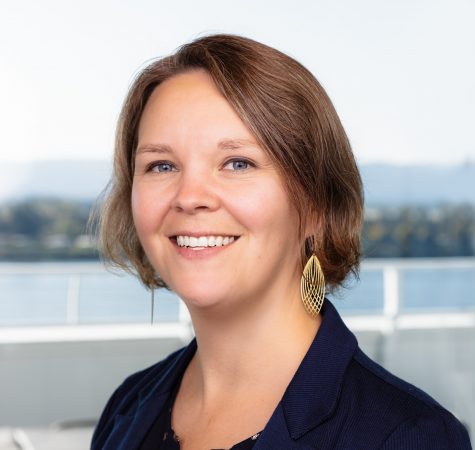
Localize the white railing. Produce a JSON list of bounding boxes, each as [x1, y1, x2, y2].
[[1, 258, 474, 334], [346, 257, 475, 332]]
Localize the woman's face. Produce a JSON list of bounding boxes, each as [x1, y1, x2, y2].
[[132, 70, 302, 311]]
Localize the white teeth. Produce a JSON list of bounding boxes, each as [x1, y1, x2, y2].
[[175, 235, 236, 248]]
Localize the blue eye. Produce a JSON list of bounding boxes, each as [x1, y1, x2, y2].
[[151, 162, 175, 173], [233, 160, 248, 170], [225, 159, 251, 171]]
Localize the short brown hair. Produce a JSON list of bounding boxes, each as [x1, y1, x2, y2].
[[96, 34, 363, 290]]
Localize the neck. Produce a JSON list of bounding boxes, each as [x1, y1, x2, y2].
[[185, 280, 322, 404]]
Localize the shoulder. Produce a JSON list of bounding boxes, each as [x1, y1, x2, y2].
[[339, 348, 471, 449], [380, 411, 471, 449], [91, 345, 187, 448]]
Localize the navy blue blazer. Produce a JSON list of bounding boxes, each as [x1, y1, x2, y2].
[[91, 300, 471, 449]]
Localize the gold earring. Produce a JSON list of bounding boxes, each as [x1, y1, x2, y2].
[[300, 254, 325, 317]]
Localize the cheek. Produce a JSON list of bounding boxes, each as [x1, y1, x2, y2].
[[131, 183, 165, 238], [230, 179, 297, 239]]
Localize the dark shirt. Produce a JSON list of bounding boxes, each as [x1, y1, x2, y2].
[[91, 299, 472, 449]]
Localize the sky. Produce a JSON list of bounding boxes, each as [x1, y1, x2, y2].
[[0, 0, 474, 165]]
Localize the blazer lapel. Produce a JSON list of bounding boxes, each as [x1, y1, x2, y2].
[[256, 300, 358, 448], [253, 404, 315, 450], [114, 390, 170, 450], [103, 339, 198, 450], [101, 390, 168, 450]]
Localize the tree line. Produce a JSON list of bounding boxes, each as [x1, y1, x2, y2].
[[0, 199, 474, 260]]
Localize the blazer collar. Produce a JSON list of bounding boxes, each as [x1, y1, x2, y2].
[[113, 340, 198, 450], [280, 299, 358, 440]]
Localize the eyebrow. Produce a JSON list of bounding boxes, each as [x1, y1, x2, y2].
[[136, 143, 173, 155], [217, 138, 259, 151], [136, 138, 258, 155]]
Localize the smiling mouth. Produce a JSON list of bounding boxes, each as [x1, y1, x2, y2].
[[170, 235, 240, 248]]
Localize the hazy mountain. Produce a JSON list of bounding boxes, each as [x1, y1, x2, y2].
[[360, 163, 475, 205], [0, 160, 474, 205], [0, 160, 112, 202]]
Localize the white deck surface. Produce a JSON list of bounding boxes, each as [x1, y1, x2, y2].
[[0, 427, 93, 450]]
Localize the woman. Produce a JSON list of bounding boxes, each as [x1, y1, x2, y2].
[[91, 35, 471, 449]]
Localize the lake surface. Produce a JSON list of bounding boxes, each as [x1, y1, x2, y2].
[[1, 261, 474, 326]]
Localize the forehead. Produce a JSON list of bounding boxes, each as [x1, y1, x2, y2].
[[148, 69, 218, 108], [137, 70, 252, 146]]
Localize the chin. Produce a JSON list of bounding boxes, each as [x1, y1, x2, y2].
[[177, 290, 225, 310], [172, 281, 237, 312]]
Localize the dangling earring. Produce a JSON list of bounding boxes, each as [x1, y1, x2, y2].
[[300, 254, 325, 317]]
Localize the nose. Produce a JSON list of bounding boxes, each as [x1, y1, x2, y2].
[[171, 170, 220, 214]]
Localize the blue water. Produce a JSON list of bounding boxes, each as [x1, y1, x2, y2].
[[0, 269, 179, 326], [330, 267, 475, 314], [1, 263, 474, 326]]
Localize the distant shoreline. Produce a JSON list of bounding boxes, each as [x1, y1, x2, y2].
[[1, 160, 475, 205]]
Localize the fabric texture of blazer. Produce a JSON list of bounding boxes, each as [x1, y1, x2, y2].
[[91, 300, 472, 449]]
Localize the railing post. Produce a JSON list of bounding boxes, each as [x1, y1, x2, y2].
[[383, 265, 401, 331], [66, 274, 81, 325]]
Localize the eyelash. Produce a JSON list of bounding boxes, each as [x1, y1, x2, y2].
[[148, 161, 176, 173], [223, 158, 255, 171], [146, 158, 255, 173]]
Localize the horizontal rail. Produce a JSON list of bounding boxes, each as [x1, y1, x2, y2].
[[1, 310, 474, 345], [1, 258, 474, 332], [0, 322, 194, 344]]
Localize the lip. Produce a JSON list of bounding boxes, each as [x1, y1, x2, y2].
[[169, 234, 240, 260]]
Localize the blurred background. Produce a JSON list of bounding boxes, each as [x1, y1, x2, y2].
[[0, 0, 474, 448]]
